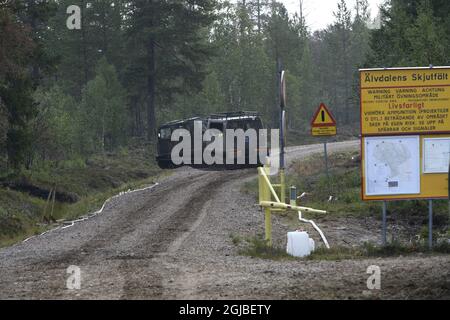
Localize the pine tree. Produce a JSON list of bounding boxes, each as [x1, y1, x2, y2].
[[367, 0, 449, 66], [333, 0, 352, 124], [406, 0, 446, 65], [46, 0, 127, 96], [125, 0, 217, 140], [297, 42, 315, 127], [0, 1, 54, 169]]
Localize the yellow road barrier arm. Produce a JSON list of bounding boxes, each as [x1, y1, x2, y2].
[[259, 201, 327, 214]]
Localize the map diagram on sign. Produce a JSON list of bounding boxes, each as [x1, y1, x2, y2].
[[423, 138, 450, 173], [364, 136, 420, 196]]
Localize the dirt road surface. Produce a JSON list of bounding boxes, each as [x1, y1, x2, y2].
[[1, 140, 449, 299]]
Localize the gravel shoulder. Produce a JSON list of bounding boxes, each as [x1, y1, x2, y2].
[[0, 140, 449, 299]]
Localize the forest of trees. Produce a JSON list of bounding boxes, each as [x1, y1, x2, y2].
[[0, 0, 449, 172]]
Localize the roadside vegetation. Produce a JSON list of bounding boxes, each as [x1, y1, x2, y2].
[[0, 140, 163, 247], [287, 151, 449, 233], [240, 150, 450, 260], [243, 150, 449, 226], [235, 234, 450, 261]]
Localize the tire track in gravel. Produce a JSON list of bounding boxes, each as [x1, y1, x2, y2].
[[32, 172, 211, 268], [0, 171, 211, 298], [0, 168, 253, 299], [119, 169, 255, 299]]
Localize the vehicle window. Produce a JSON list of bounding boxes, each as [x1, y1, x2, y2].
[[227, 120, 242, 130], [247, 119, 262, 129], [209, 122, 224, 132], [228, 119, 262, 130], [159, 127, 171, 139], [183, 121, 192, 131]]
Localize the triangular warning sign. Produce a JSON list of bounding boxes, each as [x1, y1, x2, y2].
[[311, 103, 336, 127]]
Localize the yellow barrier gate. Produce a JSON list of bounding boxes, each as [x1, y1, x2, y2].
[[257, 162, 329, 248]]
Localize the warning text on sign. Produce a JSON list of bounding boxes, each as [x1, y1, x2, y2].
[[360, 68, 450, 135]]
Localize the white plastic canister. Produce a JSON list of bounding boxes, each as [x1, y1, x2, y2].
[[286, 231, 315, 257]]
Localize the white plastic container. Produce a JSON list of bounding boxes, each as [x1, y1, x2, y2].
[[286, 231, 315, 257]]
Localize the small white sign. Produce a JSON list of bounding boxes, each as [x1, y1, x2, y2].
[[423, 138, 450, 174]]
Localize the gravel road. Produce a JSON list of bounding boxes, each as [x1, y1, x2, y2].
[[0, 140, 449, 299]]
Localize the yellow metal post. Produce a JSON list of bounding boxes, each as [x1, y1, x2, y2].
[[258, 160, 273, 246], [264, 207, 272, 246], [264, 162, 272, 246], [258, 169, 264, 204]]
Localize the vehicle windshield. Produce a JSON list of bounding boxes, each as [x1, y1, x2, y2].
[[227, 119, 262, 130], [159, 127, 172, 139]]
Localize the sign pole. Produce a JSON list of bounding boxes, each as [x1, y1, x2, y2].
[[279, 64, 286, 203], [280, 109, 285, 202], [265, 207, 272, 246], [382, 201, 387, 246], [324, 139, 329, 179], [428, 199, 433, 250]]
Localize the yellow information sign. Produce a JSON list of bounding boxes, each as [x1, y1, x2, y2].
[[311, 103, 336, 136], [312, 126, 337, 136], [360, 67, 450, 136]]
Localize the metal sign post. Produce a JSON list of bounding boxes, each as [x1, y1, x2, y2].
[[279, 66, 286, 203], [428, 199, 433, 250], [382, 201, 387, 246], [323, 139, 329, 179]]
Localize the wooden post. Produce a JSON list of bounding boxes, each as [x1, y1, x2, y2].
[[43, 188, 53, 222], [50, 185, 56, 221]]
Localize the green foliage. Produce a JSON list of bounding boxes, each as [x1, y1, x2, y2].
[[0, 142, 162, 247], [0, 188, 45, 244], [124, 0, 217, 139], [46, 0, 126, 96], [368, 0, 450, 66], [0, 0, 391, 170], [0, 73, 35, 170], [80, 57, 128, 154], [406, 0, 447, 64], [0, 1, 54, 170], [0, 102, 8, 152], [32, 85, 78, 161]]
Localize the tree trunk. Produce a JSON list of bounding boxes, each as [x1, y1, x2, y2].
[[257, 0, 261, 33], [343, 32, 350, 125], [81, 0, 89, 85], [147, 38, 156, 141]]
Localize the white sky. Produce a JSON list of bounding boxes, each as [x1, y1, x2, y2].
[[278, 0, 385, 31]]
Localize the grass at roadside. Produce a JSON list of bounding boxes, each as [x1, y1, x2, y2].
[[233, 234, 450, 261], [230, 234, 296, 261], [0, 141, 167, 247]]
